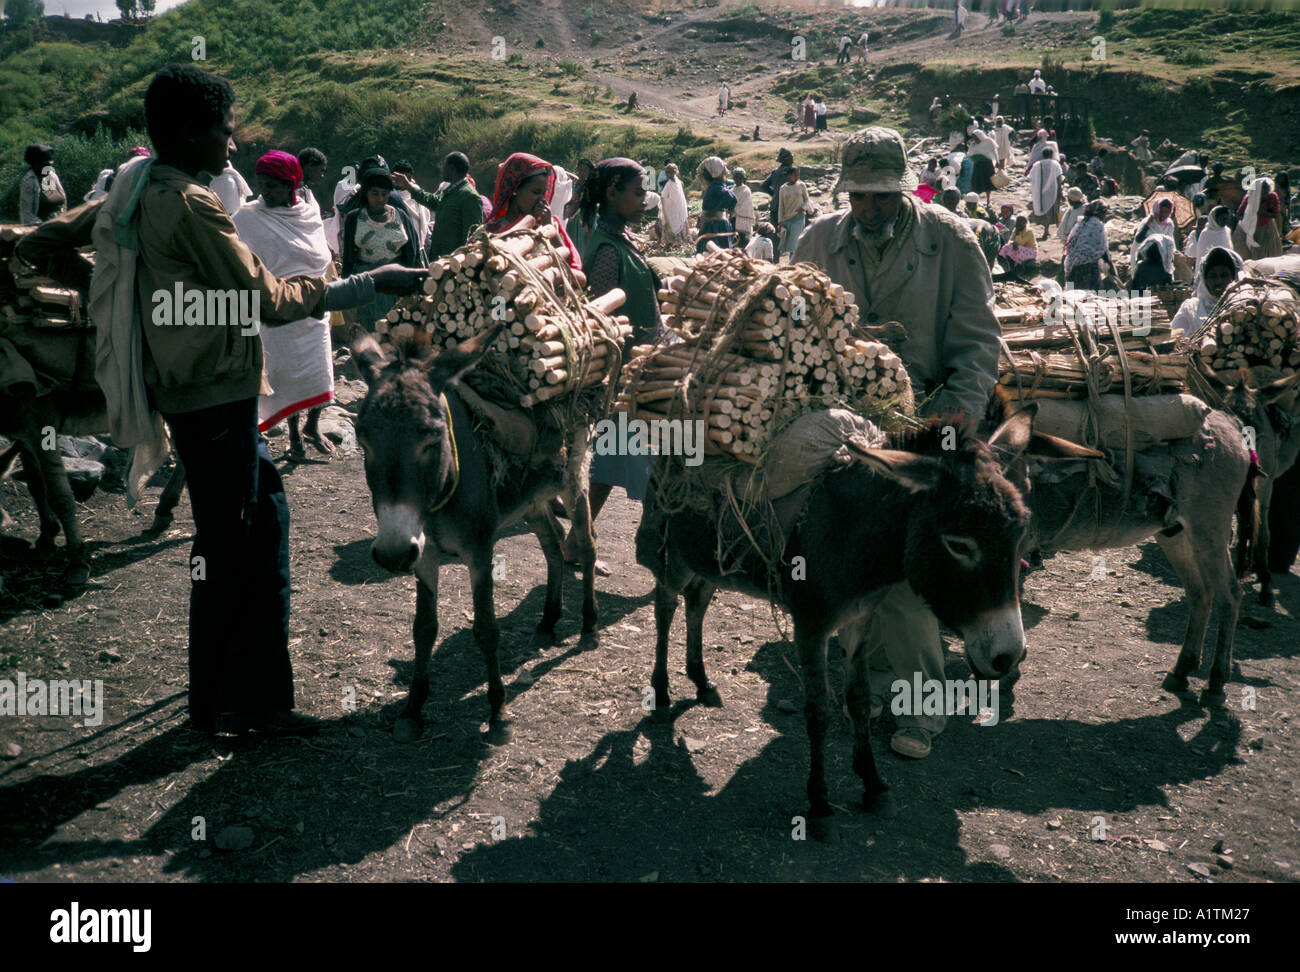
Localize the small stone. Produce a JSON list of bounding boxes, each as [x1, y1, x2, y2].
[[2, 741, 21, 760], [1146, 839, 1169, 852], [682, 735, 706, 753], [1248, 737, 1265, 750], [1046, 818, 1062, 830], [1186, 862, 1212, 878], [214, 825, 256, 851], [777, 699, 798, 714], [1216, 854, 1234, 869], [989, 843, 1012, 860], [1211, 838, 1225, 853], [98, 648, 121, 663]]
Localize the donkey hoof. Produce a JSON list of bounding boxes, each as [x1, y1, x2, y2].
[[1199, 688, 1227, 709], [808, 814, 840, 843], [32, 542, 56, 563], [485, 720, 512, 746], [697, 684, 723, 708], [146, 514, 173, 535], [393, 716, 422, 743], [1161, 672, 1190, 694], [864, 789, 898, 818], [66, 562, 90, 586], [652, 704, 672, 724], [531, 624, 558, 650]]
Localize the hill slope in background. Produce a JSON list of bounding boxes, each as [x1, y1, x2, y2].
[[2, 0, 1298, 214]]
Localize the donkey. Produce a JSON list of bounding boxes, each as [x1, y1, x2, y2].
[[635, 409, 1035, 840], [1213, 369, 1300, 607], [0, 387, 185, 584], [987, 386, 1254, 707], [352, 326, 598, 744]]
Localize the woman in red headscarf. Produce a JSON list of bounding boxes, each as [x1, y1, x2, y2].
[[484, 152, 582, 270], [233, 150, 338, 459]]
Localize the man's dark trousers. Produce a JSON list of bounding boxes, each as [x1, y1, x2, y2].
[[165, 397, 292, 728]]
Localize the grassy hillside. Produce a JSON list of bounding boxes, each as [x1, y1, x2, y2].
[[0, 0, 731, 215]]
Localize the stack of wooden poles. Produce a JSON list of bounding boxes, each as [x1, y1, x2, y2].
[[617, 247, 912, 462], [377, 215, 631, 407]]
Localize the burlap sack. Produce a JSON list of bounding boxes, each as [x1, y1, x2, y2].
[[1033, 393, 1209, 451]]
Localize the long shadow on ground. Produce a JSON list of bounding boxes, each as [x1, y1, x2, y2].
[[450, 639, 1243, 882]]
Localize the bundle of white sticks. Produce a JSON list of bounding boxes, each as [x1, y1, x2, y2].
[[616, 248, 911, 462], [376, 215, 632, 408]]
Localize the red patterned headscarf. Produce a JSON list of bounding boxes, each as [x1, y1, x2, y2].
[[254, 150, 302, 196], [485, 151, 581, 270], [488, 152, 554, 226]]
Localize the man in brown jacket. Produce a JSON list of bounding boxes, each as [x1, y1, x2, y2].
[[107, 65, 423, 736], [794, 127, 1002, 759]]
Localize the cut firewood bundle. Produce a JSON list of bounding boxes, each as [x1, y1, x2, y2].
[[1186, 277, 1300, 375], [995, 282, 1187, 401], [375, 215, 632, 409], [616, 247, 913, 463], [2, 247, 86, 328]]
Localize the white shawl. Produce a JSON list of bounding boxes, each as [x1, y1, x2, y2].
[[232, 198, 335, 430], [1029, 159, 1063, 216], [661, 175, 688, 236]]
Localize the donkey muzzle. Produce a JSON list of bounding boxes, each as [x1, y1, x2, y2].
[[372, 502, 427, 573], [962, 601, 1027, 681]]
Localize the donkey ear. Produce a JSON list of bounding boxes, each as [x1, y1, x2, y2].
[[428, 323, 506, 389], [851, 447, 943, 494], [988, 403, 1036, 463], [1030, 430, 1106, 459], [352, 332, 388, 386], [1257, 370, 1300, 409]]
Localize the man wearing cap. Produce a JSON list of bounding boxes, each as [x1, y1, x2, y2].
[[793, 126, 1001, 759]]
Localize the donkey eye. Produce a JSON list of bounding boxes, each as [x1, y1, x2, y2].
[[941, 534, 981, 566]]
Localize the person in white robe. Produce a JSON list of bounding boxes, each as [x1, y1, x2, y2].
[[992, 116, 1014, 168], [232, 151, 337, 459], [1193, 206, 1233, 273], [660, 162, 689, 242], [1028, 149, 1064, 238], [84, 169, 115, 203], [208, 162, 252, 216]]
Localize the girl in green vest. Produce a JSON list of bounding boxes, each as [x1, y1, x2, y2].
[[561, 158, 661, 575]]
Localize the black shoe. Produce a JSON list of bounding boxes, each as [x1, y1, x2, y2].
[[215, 710, 323, 737]]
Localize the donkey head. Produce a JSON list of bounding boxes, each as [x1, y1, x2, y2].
[[1220, 368, 1300, 473], [854, 408, 1036, 681], [354, 325, 503, 572]]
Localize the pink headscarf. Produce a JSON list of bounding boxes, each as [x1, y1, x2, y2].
[[254, 150, 302, 196]]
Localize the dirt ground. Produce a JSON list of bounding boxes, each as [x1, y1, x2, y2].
[[1, 437, 1297, 883]]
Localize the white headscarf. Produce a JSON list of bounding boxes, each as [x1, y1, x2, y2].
[[699, 156, 727, 181], [1171, 246, 1244, 335], [661, 171, 688, 236], [1193, 208, 1232, 272], [1134, 234, 1175, 278], [84, 169, 114, 202], [1241, 177, 1273, 248]]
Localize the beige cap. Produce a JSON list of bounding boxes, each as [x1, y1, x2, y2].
[[836, 126, 919, 194]]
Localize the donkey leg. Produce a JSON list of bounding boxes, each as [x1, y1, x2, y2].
[[796, 623, 837, 841], [683, 578, 721, 706], [1203, 533, 1242, 708], [844, 621, 895, 817], [1254, 479, 1275, 608], [17, 443, 61, 556], [1157, 529, 1213, 695], [34, 447, 88, 583], [529, 506, 565, 646], [566, 483, 599, 635], [396, 556, 440, 742], [150, 461, 187, 534], [469, 550, 509, 744], [651, 577, 683, 719]]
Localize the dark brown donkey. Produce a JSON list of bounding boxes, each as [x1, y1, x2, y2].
[[352, 326, 598, 744], [636, 410, 1035, 841]]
